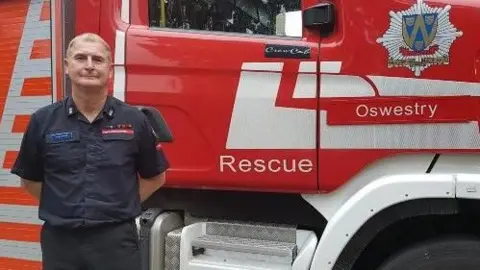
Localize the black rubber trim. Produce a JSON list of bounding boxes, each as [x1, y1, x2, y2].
[[142, 187, 327, 236], [426, 154, 440, 173]]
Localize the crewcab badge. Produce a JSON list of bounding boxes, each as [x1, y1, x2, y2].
[[264, 44, 311, 59]]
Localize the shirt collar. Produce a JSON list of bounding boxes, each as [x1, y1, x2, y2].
[[66, 95, 115, 119]]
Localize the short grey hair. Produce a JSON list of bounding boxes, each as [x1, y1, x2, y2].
[[66, 32, 112, 63]]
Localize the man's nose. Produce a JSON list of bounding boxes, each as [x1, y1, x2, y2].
[[86, 56, 94, 69]]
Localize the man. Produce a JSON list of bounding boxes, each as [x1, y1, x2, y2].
[[10, 33, 169, 270]]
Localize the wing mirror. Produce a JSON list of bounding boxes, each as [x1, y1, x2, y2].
[[275, 10, 303, 37], [137, 106, 173, 143]]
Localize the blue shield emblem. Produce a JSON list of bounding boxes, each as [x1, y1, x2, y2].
[[402, 13, 438, 51]]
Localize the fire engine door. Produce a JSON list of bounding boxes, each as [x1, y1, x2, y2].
[[125, 0, 322, 192]]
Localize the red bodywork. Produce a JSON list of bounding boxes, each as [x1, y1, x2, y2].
[[68, 0, 480, 193]]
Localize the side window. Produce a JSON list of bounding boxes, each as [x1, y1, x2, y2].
[[148, 0, 302, 37]]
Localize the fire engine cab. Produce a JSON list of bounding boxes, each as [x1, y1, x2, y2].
[[1, 0, 480, 269]]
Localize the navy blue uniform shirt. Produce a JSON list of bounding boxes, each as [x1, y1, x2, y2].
[[11, 96, 169, 228]]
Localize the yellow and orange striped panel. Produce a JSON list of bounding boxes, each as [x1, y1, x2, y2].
[[0, 0, 53, 268]]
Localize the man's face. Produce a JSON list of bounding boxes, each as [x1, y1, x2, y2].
[[65, 39, 112, 90]]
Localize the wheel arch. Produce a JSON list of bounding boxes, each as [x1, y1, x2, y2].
[[333, 198, 464, 270], [308, 173, 457, 269]]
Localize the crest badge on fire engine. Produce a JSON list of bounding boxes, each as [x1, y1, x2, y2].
[[377, 0, 463, 76]]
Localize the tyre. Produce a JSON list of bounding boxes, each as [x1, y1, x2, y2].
[[378, 236, 480, 270]]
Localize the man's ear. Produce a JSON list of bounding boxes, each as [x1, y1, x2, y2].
[[108, 63, 113, 79], [64, 58, 69, 75]]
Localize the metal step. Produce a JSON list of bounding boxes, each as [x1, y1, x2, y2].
[[206, 221, 297, 243], [165, 228, 183, 270], [188, 221, 298, 266], [192, 234, 297, 259]]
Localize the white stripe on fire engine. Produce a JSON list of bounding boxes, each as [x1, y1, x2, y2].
[[0, 0, 52, 187], [227, 61, 480, 149], [226, 62, 316, 149], [113, 30, 126, 102], [320, 61, 342, 73], [319, 111, 480, 149], [0, 170, 21, 187], [121, 0, 130, 23], [293, 74, 376, 98], [290, 61, 316, 98], [319, 75, 480, 149], [0, 132, 24, 187], [0, 240, 41, 262], [369, 75, 480, 96], [295, 61, 354, 98], [296, 61, 343, 73], [291, 61, 374, 98], [227, 61, 365, 149], [0, 204, 42, 225], [298, 61, 315, 73]]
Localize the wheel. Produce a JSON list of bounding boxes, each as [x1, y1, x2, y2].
[[377, 235, 480, 270]]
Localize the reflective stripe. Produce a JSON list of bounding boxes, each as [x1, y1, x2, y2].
[[0, 0, 53, 188], [0, 239, 41, 262], [0, 1, 51, 265], [121, 0, 130, 24], [319, 110, 480, 149], [227, 63, 316, 149], [0, 204, 42, 225], [320, 61, 342, 73], [369, 75, 480, 97], [0, 169, 21, 187], [113, 30, 126, 101]]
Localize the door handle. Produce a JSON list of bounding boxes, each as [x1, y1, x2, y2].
[[303, 3, 335, 37]]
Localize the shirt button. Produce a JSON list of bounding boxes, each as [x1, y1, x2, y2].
[[88, 127, 94, 132]]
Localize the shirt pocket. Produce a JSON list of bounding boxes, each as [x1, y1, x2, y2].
[[98, 129, 136, 167], [43, 130, 83, 172]]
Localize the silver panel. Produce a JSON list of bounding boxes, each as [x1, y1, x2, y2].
[[165, 228, 183, 270], [150, 212, 183, 270], [206, 221, 296, 243]]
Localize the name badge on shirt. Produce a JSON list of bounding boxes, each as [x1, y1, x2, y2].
[[45, 131, 79, 144]]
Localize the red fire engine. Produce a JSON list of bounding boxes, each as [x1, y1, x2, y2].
[[1, 0, 480, 269]]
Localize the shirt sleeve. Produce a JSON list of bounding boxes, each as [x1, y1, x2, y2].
[[136, 114, 170, 179], [10, 113, 44, 182]]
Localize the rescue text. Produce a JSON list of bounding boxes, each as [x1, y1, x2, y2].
[[220, 155, 313, 173]]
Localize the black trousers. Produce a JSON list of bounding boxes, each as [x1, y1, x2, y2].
[[40, 220, 141, 270]]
